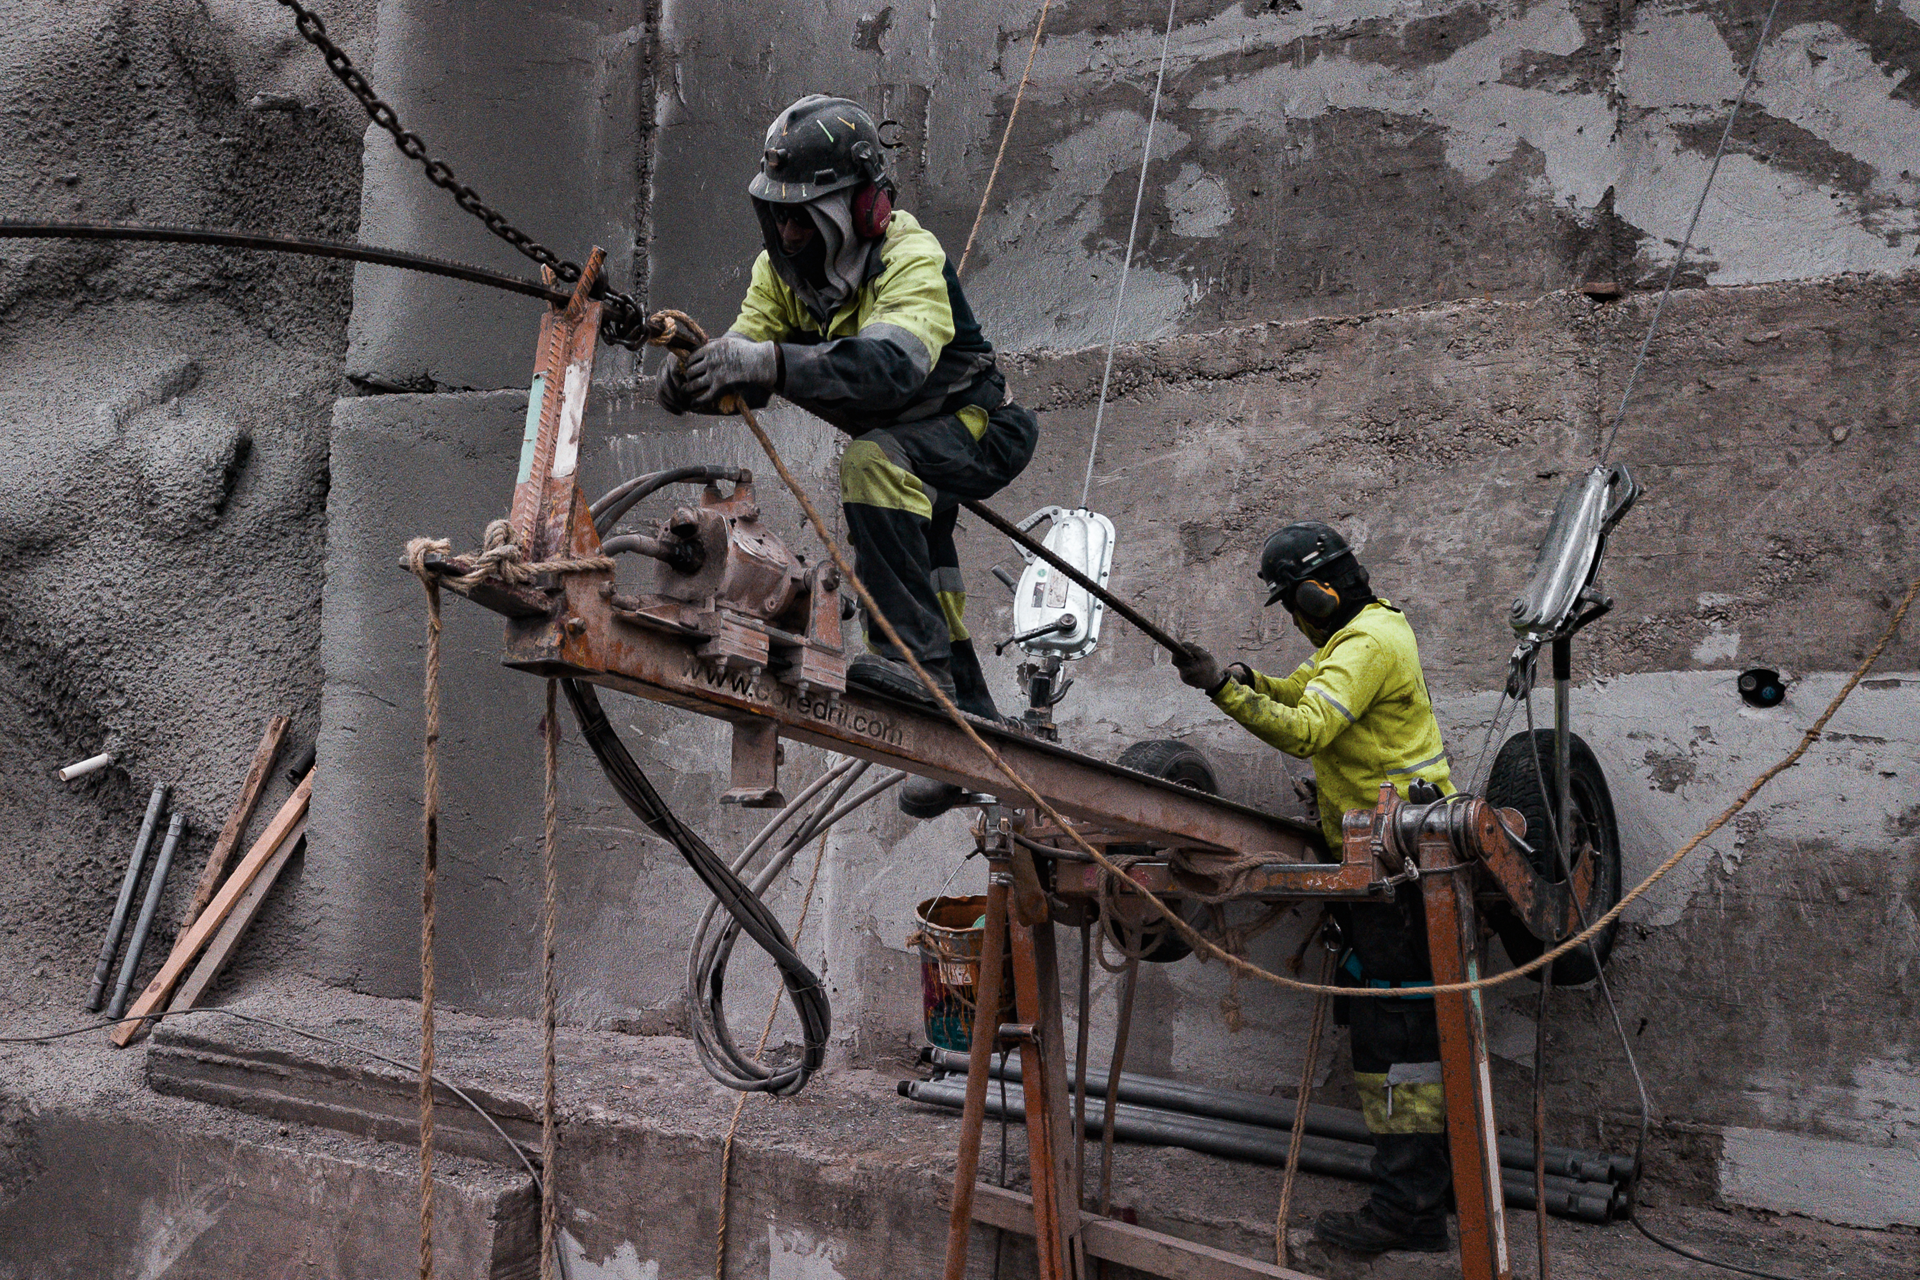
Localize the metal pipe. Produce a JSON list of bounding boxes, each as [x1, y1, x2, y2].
[[284, 741, 316, 785], [107, 810, 183, 1019], [57, 751, 115, 782], [900, 1076, 1616, 1223], [924, 1047, 1636, 1185], [87, 783, 168, 1012], [1553, 637, 1573, 881]]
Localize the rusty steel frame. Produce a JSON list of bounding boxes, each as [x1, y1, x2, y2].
[[421, 272, 1622, 1280]]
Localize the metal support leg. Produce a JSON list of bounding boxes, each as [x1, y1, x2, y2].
[[1552, 637, 1573, 878], [943, 863, 1011, 1280], [1420, 842, 1513, 1280], [1009, 903, 1083, 1280]]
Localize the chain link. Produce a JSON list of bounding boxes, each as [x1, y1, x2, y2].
[[275, 0, 652, 349]]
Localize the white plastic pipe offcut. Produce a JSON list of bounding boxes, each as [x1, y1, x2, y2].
[[58, 751, 115, 782]]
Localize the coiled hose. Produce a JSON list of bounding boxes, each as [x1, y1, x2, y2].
[[561, 678, 843, 1094]]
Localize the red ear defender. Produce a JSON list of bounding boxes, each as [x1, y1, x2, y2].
[[852, 183, 893, 239]]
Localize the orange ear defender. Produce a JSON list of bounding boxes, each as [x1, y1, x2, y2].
[[1293, 579, 1341, 619]]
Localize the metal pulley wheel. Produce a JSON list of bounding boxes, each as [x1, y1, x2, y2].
[[1483, 730, 1623, 984]]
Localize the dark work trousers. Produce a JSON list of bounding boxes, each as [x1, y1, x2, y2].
[[1339, 893, 1451, 1235], [840, 401, 1037, 717]]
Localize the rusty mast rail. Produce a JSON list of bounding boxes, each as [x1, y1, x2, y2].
[[490, 597, 1322, 859]]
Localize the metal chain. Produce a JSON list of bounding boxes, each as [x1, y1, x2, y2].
[[273, 0, 650, 348]]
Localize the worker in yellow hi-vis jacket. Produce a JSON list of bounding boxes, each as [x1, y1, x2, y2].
[[1175, 522, 1455, 1256], [657, 97, 1038, 817]]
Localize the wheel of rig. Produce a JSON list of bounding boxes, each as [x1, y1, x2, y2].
[[1108, 739, 1218, 964], [1483, 729, 1623, 985]]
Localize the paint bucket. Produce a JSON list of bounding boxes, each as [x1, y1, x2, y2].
[[909, 895, 1007, 1052]]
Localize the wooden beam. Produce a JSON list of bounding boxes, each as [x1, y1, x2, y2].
[[110, 772, 312, 1047], [164, 818, 307, 1024], [965, 1183, 1321, 1280], [182, 715, 291, 927]]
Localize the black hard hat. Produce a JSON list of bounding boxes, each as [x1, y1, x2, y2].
[[1258, 522, 1355, 608], [748, 95, 886, 204]]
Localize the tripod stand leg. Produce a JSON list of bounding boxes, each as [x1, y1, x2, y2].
[[942, 866, 1012, 1280], [1422, 854, 1513, 1280]]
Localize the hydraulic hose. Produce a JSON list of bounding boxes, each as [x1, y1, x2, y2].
[[561, 679, 829, 1094], [591, 466, 749, 535]]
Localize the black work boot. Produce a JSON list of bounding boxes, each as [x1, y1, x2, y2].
[[948, 638, 1001, 720], [1312, 1205, 1449, 1255], [847, 653, 956, 707]]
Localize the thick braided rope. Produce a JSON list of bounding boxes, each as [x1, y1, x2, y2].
[[956, 0, 1054, 277], [399, 523, 613, 1280], [726, 390, 1919, 998], [540, 680, 562, 1280], [1275, 948, 1333, 1267], [410, 566, 442, 1280]]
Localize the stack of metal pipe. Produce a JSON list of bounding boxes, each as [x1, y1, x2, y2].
[[901, 1048, 1634, 1224]]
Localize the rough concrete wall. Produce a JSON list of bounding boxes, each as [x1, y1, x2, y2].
[[346, 0, 655, 393], [0, 0, 374, 1017], [651, 0, 1920, 350], [303, 0, 1920, 1227]]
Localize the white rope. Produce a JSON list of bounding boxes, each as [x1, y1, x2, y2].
[[1080, 0, 1181, 510]]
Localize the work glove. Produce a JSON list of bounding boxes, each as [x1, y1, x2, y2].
[[657, 356, 695, 415], [681, 335, 780, 407], [1173, 643, 1227, 693]]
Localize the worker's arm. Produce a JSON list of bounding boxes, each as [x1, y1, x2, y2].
[[1209, 635, 1389, 759], [1244, 660, 1315, 707], [777, 243, 955, 416]]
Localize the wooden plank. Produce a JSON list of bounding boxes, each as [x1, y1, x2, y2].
[[164, 817, 307, 1023], [966, 1184, 1320, 1280], [182, 714, 291, 927], [110, 772, 312, 1047]]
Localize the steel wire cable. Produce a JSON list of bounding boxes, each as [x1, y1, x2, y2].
[[0, 220, 570, 302], [1520, 696, 1804, 1280], [719, 368, 1920, 999], [1598, 0, 1784, 463], [1080, 0, 1182, 510]]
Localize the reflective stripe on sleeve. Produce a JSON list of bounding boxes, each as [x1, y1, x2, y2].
[[1312, 686, 1356, 724]]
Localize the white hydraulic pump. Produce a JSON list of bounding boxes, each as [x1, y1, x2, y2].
[[1008, 507, 1116, 661]]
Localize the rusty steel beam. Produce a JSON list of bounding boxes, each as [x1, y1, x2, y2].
[[497, 589, 1319, 857]]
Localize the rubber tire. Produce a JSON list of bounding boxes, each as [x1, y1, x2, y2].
[[1483, 729, 1622, 985], [1110, 740, 1219, 964]]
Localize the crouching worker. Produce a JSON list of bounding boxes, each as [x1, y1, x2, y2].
[[1173, 522, 1455, 1255], [658, 94, 1038, 758]]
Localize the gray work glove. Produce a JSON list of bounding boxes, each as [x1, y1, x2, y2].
[[657, 356, 695, 415], [682, 335, 780, 406], [1174, 643, 1227, 692]]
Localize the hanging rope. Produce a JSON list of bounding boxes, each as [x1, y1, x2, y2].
[[1081, 0, 1182, 510], [1275, 948, 1334, 1268], [956, 0, 1055, 277], [412, 555, 444, 1280], [540, 680, 562, 1280], [402, 529, 613, 1280]]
